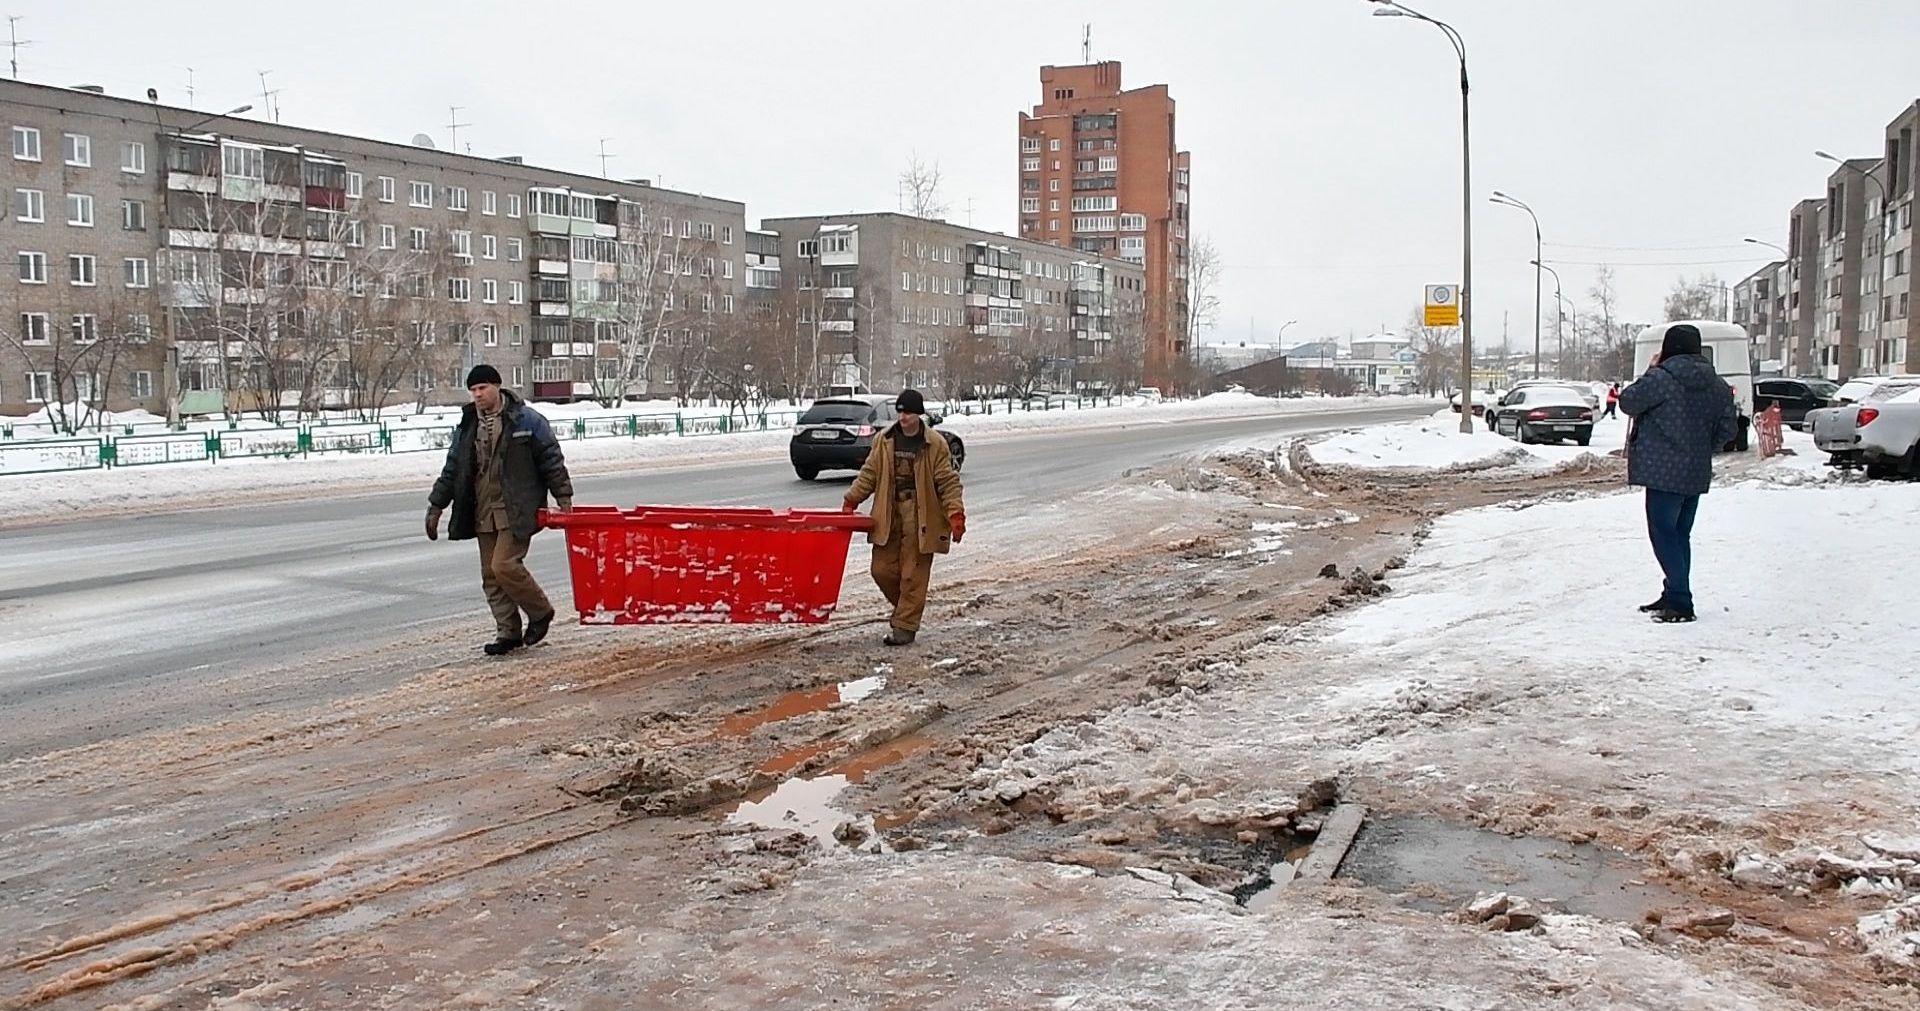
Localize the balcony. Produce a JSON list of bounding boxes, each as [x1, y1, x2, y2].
[[818, 320, 855, 333], [166, 172, 217, 195], [536, 258, 569, 277], [536, 301, 572, 318], [822, 287, 855, 300]]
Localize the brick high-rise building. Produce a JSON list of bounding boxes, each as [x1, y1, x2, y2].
[[1017, 61, 1189, 387]]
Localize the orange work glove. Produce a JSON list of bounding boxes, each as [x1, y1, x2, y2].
[[948, 511, 966, 543]]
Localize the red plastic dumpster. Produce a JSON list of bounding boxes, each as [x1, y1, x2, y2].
[[537, 505, 874, 625]]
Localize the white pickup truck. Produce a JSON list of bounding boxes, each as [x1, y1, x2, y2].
[[1808, 376, 1920, 478]]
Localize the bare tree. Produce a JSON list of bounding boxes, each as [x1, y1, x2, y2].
[[899, 153, 948, 220], [1663, 272, 1726, 323], [1401, 308, 1461, 395], [2, 287, 139, 432], [1184, 236, 1222, 346], [1587, 264, 1629, 381]]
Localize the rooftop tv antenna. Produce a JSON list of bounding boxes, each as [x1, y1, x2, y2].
[[598, 138, 615, 177], [7, 16, 32, 80], [184, 66, 195, 108], [447, 105, 470, 150], [1082, 23, 1091, 63], [257, 70, 283, 122]]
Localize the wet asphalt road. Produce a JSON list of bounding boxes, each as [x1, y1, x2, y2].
[[0, 404, 1432, 760]]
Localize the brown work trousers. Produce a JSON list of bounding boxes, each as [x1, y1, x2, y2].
[[477, 529, 553, 639], [871, 494, 936, 633]]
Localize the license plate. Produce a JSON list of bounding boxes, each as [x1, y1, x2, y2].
[[1553, 425, 1575, 432], [809, 429, 838, 441]]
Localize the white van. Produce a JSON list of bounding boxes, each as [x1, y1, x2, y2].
[[1633, 320, 1754, 451]]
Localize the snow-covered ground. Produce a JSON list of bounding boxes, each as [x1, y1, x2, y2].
[[1307, 408, 1623, 470], [0, 393, 1434, 522]]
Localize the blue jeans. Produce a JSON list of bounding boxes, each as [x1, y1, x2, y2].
[[1644, 490, 1700, 613]]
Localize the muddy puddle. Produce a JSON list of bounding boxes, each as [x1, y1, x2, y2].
[[1337, 813, 1685, 922]]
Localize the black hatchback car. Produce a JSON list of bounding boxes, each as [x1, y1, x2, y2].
[[789, 395, 966, 481], [1754, 377, 1839, 430]]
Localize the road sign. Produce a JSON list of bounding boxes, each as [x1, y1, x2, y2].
[[1423, 283, 1460, 327]]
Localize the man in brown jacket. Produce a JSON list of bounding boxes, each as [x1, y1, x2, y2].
[[842, 390, 966, 646]]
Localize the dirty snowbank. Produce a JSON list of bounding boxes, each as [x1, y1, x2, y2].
[[566, 848, 1814, 1010], [1305, 409, 1620, 471]]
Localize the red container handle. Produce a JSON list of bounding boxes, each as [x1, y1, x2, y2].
[[537, 505, 873, 533]]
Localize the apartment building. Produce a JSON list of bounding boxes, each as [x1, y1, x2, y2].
[[1732, 260, 1784, 367], [756, 212, 1146, 395], [1784, 198, 1825, 376], [2, 78, 744, 416], [1017, 61, 1190, 386], [1810, 158, 1878, 381], [1879, 100, 1919, 375]]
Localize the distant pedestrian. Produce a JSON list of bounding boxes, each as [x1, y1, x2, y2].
[[426, 365, 574, 655], [1602, 382, 1621, 419], [843, 390, 966, 646], [1617, 325, 1738, 624]]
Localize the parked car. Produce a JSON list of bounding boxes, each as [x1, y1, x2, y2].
[[1135, 386, 1163, 403], [1832, 374, 1920, 405], [1487, 385, 1595, 445], [788, 395, 966, 481], [1504, 378, 1601, 411], [1809, 378, 1920, 479], [1754, 377, 1840, 430], [1451, 388, 1505, 417]]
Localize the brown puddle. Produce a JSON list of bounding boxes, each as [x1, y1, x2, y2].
[[755, 740, 839, 776], [716, 674, 890, 737], [727, 732, 935, 843]]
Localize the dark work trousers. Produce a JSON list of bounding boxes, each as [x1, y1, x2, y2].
[[1644, 489, 1700, 613]]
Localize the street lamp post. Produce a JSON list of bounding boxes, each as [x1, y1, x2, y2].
[[1533, 260, 1564, 379], [1491, 191, 1541, 381], [1276, 318, 1298, 350], [1370, 0, 1473, 432], [1743, 237, 1790, 259]]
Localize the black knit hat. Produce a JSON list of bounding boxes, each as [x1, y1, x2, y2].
[[465, 364, 503, 388], [1660, 324, 1703, 360], [894, 389, 926, 414]]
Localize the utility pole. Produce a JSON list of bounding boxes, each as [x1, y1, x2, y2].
[[6, 16, 31, 80]]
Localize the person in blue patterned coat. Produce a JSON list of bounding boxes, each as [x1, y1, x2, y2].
[[1617, 324, 1739, 623]]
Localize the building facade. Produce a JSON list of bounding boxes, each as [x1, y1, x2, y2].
[[1732, 260, 1784, 368], [756, 212, 1146, 396], [1784, 198, 1825, 376], [2, 78, 744, 417], [1017, 61, 1190, 386], [1879, 101, 1918, 375], [1809, 158, 1879, 381]]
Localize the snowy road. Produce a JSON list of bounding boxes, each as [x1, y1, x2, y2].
[[0, 404, 1428, 761]]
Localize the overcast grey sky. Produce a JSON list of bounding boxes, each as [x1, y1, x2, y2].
[[14, 1, 1920, 352]]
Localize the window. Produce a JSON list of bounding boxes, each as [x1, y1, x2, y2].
[[409, 227, 429, 251], [479, 322, 499, 347], [378, 175, 396, 202], [681, 219, 694, 239], [701, 256, 714, 277], [1021, 197, 1040, 213], [1022, 136, 1041, 153], [699, 222, 716, 241], [67, 194, 94, 227], [507, 193, 522, 217], [120, 140, 147, 174], [447, 186, 468, 211], [71, 314, 99, 343], [346, 171, 363, 198], [1048, 220, 1059, 232], [346, 220, 364, 247], [509, 280, 524, 304], [64, 133, 91, 167], [481, 190, 497, 215], [221, 142, 262, 179], [25, 371, 52, 402], [482, 278, 498, 303], [122, 198, 146, 231], [902, 271, 911, 291], [722, 294, 735, 314], [702, 293, 714, 312], [511, 324, 524, 346], [1119, 213, 1147, 232], [1098, 155, 1118, 173], [507, 237, 523, 262], [14, 188, 42, 222], [1049, 179, 1060, 192], [12, 125, 40, 161], [722, 226, 734, 244], [131, 370, 154, 399], [1023, 157, 1040, 172], [123, 257, 150, 288], [722, 259, 733, 279], [409, 181, 433, 207], [1049, 138, 1061, 151], [451, 229, 472, 259], [380, 224, 397, 249], [19, 312, 49, 344], [1049, 199, 1060, 212], [69, 254, 96, 286], [1071, 196, 1118, 212], [478, 234, 496, 260]]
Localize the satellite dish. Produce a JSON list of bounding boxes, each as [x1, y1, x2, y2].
[[411, 133, 437, 149]]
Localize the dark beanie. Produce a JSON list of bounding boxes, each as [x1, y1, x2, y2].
[[895, 389, 926, 414], [465, 364, 503, 388], [1660, 324, 1703, 360]]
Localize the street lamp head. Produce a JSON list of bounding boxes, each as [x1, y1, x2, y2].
[[1372, 6, 1411, 16], [1813, 150, 1839, 164], [226, 104, 254, 116], [1491, 189, 1509, 199]]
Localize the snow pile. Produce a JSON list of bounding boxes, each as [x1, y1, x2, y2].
[[1305, 410, 1620, 472]]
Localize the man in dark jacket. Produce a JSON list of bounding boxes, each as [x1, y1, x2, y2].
[[1617, 324, 1739, 624], [426, 365, 574, 654]]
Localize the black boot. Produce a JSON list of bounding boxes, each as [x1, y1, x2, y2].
[[1637, 598, 1667, 613], [522, 611, 554, 647], [483, 637, 524, 656], [1650, 607, 1696, 624], [882, 628, 916, 646]]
